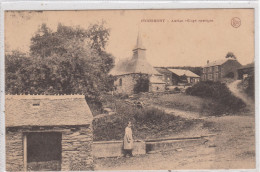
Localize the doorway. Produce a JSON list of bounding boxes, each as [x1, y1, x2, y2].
[[25, 132, 62, 171]]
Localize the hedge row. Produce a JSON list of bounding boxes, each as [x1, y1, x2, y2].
[[186, 81, 246, 115]]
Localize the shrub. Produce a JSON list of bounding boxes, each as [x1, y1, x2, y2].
[[186, 81, 246, 115], [133, 74, 149, 94], [174, 87, 181, 92], [245, 75, 254, 99], [93, 106, 200, 141]]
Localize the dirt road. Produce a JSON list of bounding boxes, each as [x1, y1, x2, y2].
[[95, 84, 255, 170], [95, 115, 255, 170], [228, 80, 254, 108]]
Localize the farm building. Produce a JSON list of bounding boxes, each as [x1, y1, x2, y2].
[[155, 67, 200, 86], [201, 57, 242, 81], [109, 33, 165, 94], [5, 95, 94, 171], [237, 62, 254, 80], [167, 69, 200, 85], [154, 67, 174, 86]]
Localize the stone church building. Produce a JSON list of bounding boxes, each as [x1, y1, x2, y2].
[[5, 95, 94, 171], [109, 33, 165, 95]]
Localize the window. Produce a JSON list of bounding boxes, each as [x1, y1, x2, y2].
[[215, 66, 219, 72], [208, 74, 213, 80], [215, 73, 219, 80], [119, 78, 122, 86], [203, 68, 206, 73]]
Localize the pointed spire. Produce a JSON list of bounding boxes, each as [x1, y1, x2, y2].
[[133, 29, 145, 50]]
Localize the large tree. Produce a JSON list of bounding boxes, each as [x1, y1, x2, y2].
[[6, 22, 115, 102]]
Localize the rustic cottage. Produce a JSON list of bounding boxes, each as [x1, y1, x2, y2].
[[154, 67, 174, 86], [167, 69, 200, 85], [155, 67, 200, 86], [109, 33, 165, 94], [201, 57, 242, 81], [5, 95, 93, 171]]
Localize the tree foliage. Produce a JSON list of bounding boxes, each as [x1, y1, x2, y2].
[[133, 74, 150, 94], [6, 23, 115, 101], [226, 52, 236, 59]]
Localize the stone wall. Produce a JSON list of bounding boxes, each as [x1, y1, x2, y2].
[[6, 125, 93, 171], [114, 75, 136, 95], [221, 60, 242, 80], [6, 129, 24, 171], [61, 125, 93, 171], [93, 140, 146, 158], [149, 83, 165, 92]]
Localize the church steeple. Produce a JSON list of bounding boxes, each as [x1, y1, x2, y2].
[[133, 31, 146, 51], [132, 31, 146, 60]]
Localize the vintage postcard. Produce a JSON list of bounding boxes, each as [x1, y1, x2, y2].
[[1, 6, 257, 171]]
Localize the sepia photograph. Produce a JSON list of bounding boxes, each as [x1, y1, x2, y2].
[[3, 8, 256, 171]]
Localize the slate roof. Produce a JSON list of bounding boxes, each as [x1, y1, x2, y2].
[[167, 69, 200, 78], [238, 62, 254, 69], [5, 95, 93, 127], [109, 32, 160, 76], [155, 67, 173, 75], [109, 57, 160, 76], [204, 58, 236, 67]]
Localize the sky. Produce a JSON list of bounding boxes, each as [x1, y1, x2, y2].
[[5, 9, 255, 67]]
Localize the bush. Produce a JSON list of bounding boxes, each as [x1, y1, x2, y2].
[[93, 106, 200, 141], [245, 75, 254, 98], [174, 87, 181, 92], [186, 81, 246, 115], [133, 74, 149, 94]]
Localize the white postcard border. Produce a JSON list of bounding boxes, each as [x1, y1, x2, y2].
[[0, 1, 259, 172]]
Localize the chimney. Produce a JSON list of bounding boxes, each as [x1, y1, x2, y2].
[[207, 60, 209, 64]]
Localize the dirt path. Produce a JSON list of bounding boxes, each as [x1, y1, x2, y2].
[[152, 105, 205, 120], [228, 80, 254, 108], [95, 84, 255, 170], [95, 114, 255, 170]]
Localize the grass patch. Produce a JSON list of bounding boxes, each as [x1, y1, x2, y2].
[[186, 81, 246, 115], [137, 93, 216, 115], [93, 106, 201, 141]]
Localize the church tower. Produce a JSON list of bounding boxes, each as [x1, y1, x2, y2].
[[132, 32, 146, 60]]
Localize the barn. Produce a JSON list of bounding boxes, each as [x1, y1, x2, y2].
[[5, 95, 94, 171]]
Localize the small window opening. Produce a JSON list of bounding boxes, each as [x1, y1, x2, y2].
[[119, 78, 122, 86], [33, 103, 40, 106]]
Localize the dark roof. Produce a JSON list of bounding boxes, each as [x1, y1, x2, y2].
[[109, 56, 160, 76], [5, 95, 93, 127], [204, 58, 237, 67], [109, 33, 160, 76], [167, 69, 200, 78], [155, 67, 173, 75], [239, 62, 254, 69]]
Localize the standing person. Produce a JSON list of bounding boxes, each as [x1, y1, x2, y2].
[[123, 121, 134, 157]]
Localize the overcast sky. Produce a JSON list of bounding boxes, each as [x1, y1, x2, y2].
[[5, 9, 254, 67]]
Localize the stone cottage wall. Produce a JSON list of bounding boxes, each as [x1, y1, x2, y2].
[[149, 83, 165, 92], [114, 75, 136, 95], [61, 125, 93, 171], [6, 125, 93, 171], [221, 60, 242, 79], [6, 129, 24, 171]]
